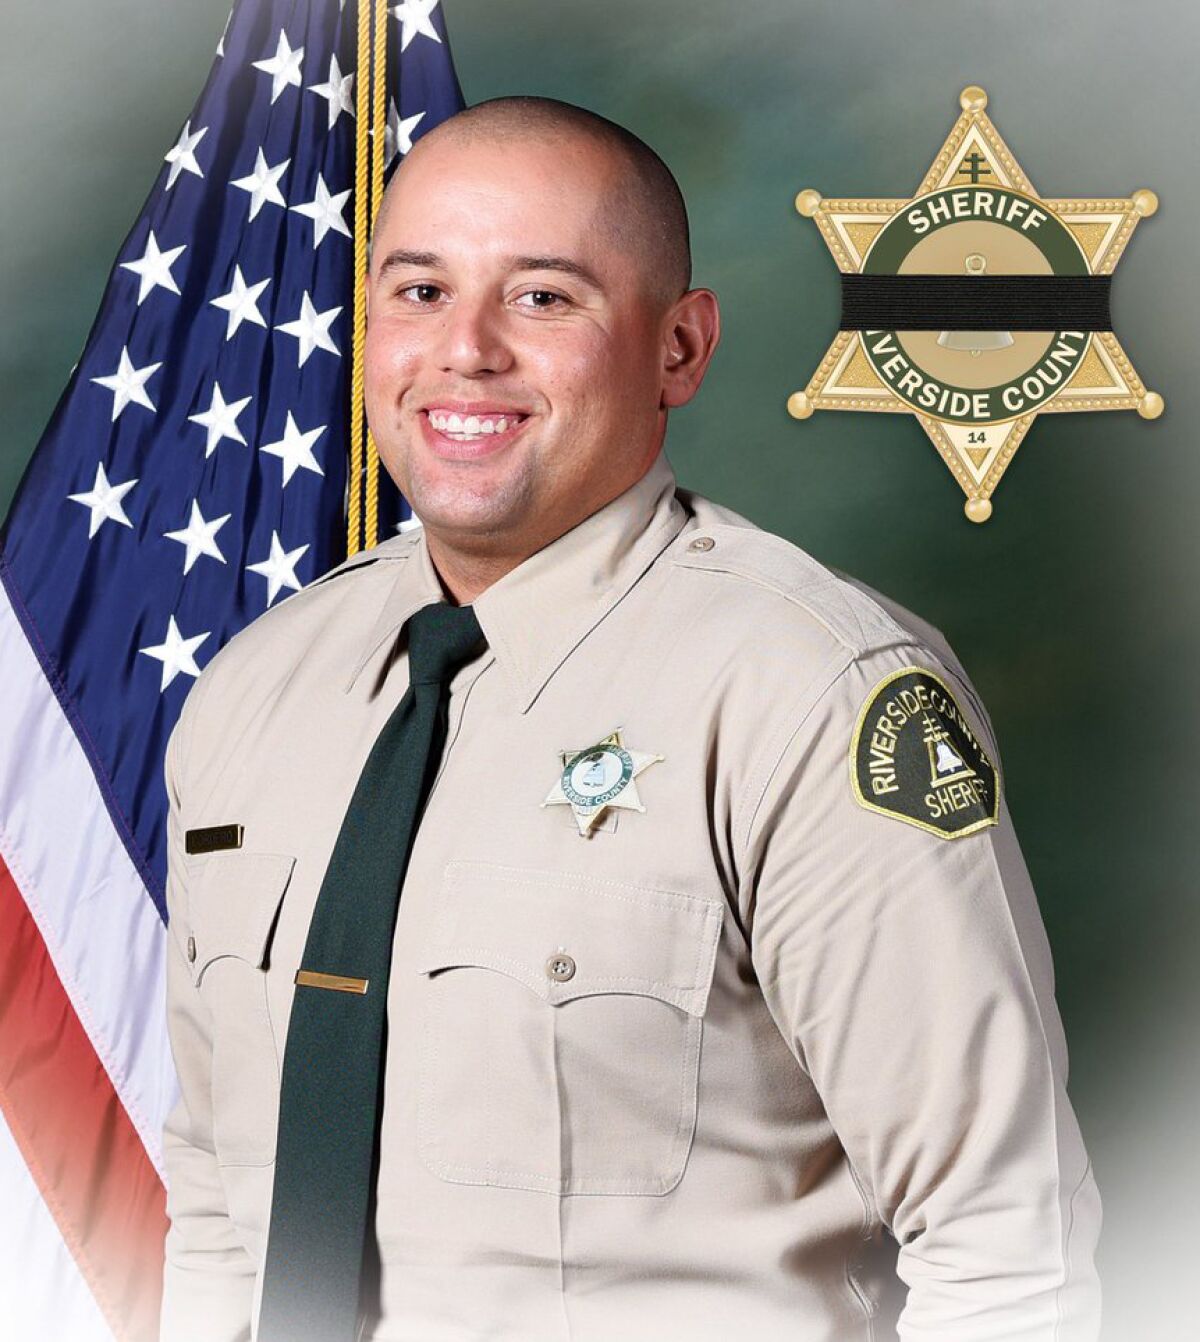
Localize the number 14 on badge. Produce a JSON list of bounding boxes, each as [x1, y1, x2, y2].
[[789, 86, 1163, 522], [542, 730, 664, 836]]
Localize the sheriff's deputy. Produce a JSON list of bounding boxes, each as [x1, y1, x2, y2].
[[160, 98, 1101, 1342]]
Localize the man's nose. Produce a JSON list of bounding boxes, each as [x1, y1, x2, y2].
[[436, 296, 514, 377]]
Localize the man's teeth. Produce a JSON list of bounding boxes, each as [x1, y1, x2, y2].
[[428, 410, 520, 439]]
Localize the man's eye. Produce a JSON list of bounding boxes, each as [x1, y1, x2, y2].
[[399, 283, 444, 304], [516, 289, 565, 310]]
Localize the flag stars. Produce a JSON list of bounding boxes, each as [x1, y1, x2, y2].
[[392, 0, 442, 52], [120, 230, 186, 305], [164, 120, 208, 189], [231, 148, 290, 220], [139, 615, 210, 691], [163, 499, 231, 573], [308, 54, 355, 130], [67, 462, 138, 538], [260, 412, 326, 485], [210, 265, 271, 339], [91, 347, 162, 420], [290, 174, 352, 248], [385, 100, 425, 167], [252, 30, 305, 104], [275, 291, 341, 366], [188, 382, 253, 457], [247, 531, 310, 605]]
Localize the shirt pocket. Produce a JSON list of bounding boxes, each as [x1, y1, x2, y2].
[[414, 859, 724, 1196], [183, 850, 297, 1167]]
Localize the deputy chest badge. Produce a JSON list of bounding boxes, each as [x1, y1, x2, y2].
[[850, 667, 999, 839], [541, 730, 664, 836], [789, 86, 1162, 522]]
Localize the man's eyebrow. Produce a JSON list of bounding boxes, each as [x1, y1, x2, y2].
[[376, 249, 444, 278], [510, 255, 603, 288], [374, 249, 604, 289]]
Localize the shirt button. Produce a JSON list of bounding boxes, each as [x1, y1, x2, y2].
[[186, 935, 197, 964], [687, 536, 715, 552], [545, 952, 576, 982]]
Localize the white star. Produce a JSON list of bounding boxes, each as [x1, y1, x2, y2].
[[67, 462, 137, 538], [247, 531, 309, 605], [139, 615, 210, 691], [119, 230, 186, 305], [275, 292, 341, 366], [188, 382, 253, 457], [231, 148, 290, 220], [252, 29, 304, 104], [163, 499, 231, 574], [209, 265, 271, 339], [90, 347, 161, 420], [384, 99, 424, 167], [164, 120, 208, 189], [391, 0, 442, 52], [216, 9, 231, 58], [290, 174, 352, 248], [259, 412, 326, 485], [308, 54, 355, 130]]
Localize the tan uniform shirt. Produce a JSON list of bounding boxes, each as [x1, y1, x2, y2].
[[160, 451, 1101, 1341]]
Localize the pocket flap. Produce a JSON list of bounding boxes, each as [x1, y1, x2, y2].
[[182, 851, 297, 986], [415, 860, 724, 1017]]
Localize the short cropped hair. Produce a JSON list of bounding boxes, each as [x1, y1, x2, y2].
[[372, 96, 692, 303]]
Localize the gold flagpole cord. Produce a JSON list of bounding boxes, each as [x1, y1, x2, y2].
[[363, 0, 389, 550], [346, 0, 373, 556]]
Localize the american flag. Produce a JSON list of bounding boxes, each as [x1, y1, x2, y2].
[[0, 3, 462, 1336]]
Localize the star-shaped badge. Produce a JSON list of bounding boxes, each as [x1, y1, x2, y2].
[[541, 730, 663, 836], [789, 86, 1162, 522]]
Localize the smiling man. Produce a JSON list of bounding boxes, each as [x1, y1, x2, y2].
[[160, 98, 1101, 1342]]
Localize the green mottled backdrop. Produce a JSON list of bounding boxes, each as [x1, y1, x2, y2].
[[2, 2, 1195, 1335]]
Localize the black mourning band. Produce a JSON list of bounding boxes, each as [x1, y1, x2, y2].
[[839, 274, 1112, 331]]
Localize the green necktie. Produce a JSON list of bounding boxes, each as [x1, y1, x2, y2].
[[258, 600, 485, 1342]]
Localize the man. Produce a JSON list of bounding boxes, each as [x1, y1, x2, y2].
[[160, 98, 1101, 1341]]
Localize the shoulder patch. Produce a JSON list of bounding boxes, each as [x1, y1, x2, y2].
[[850, 666, 999, 839]]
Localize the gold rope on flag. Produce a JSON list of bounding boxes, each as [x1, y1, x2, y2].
[[347, 0, 390, 557], [364, 0, 389, 550]]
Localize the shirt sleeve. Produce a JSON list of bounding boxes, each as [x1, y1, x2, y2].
[[159, 700, 256, 1342], [741, 641, 1102, 1340]]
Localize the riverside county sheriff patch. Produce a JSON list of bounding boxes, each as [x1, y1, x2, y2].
[[850, 667, 999, 839], [789, 86, 1163, 522], [541, 730, 664, 837]]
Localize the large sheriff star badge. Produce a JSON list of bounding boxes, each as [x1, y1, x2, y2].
[[788, 86, 1163, 522]]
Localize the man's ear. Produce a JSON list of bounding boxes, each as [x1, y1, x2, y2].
[[660, 288, 721, 409]]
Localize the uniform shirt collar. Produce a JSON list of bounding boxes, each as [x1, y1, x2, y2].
[[344, 452, 687, 710]]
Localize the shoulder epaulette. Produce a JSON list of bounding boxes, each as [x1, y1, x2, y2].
[[672, 522, 910, 657]]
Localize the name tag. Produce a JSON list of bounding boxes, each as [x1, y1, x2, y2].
[[184, 823, 244, 855]]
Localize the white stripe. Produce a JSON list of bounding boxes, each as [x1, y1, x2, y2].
[[0, 586, 176, 1173], [0, 1105, 117, 1340]]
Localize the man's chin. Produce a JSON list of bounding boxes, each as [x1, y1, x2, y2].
[[406, 479, 538, 546]]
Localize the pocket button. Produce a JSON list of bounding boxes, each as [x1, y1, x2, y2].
[[545, 951, 576, 982]]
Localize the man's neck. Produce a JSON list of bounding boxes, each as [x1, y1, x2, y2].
[[425, 534, 523, 606]]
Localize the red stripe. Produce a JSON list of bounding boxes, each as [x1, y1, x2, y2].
[[0, 852, 167, 1342]]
